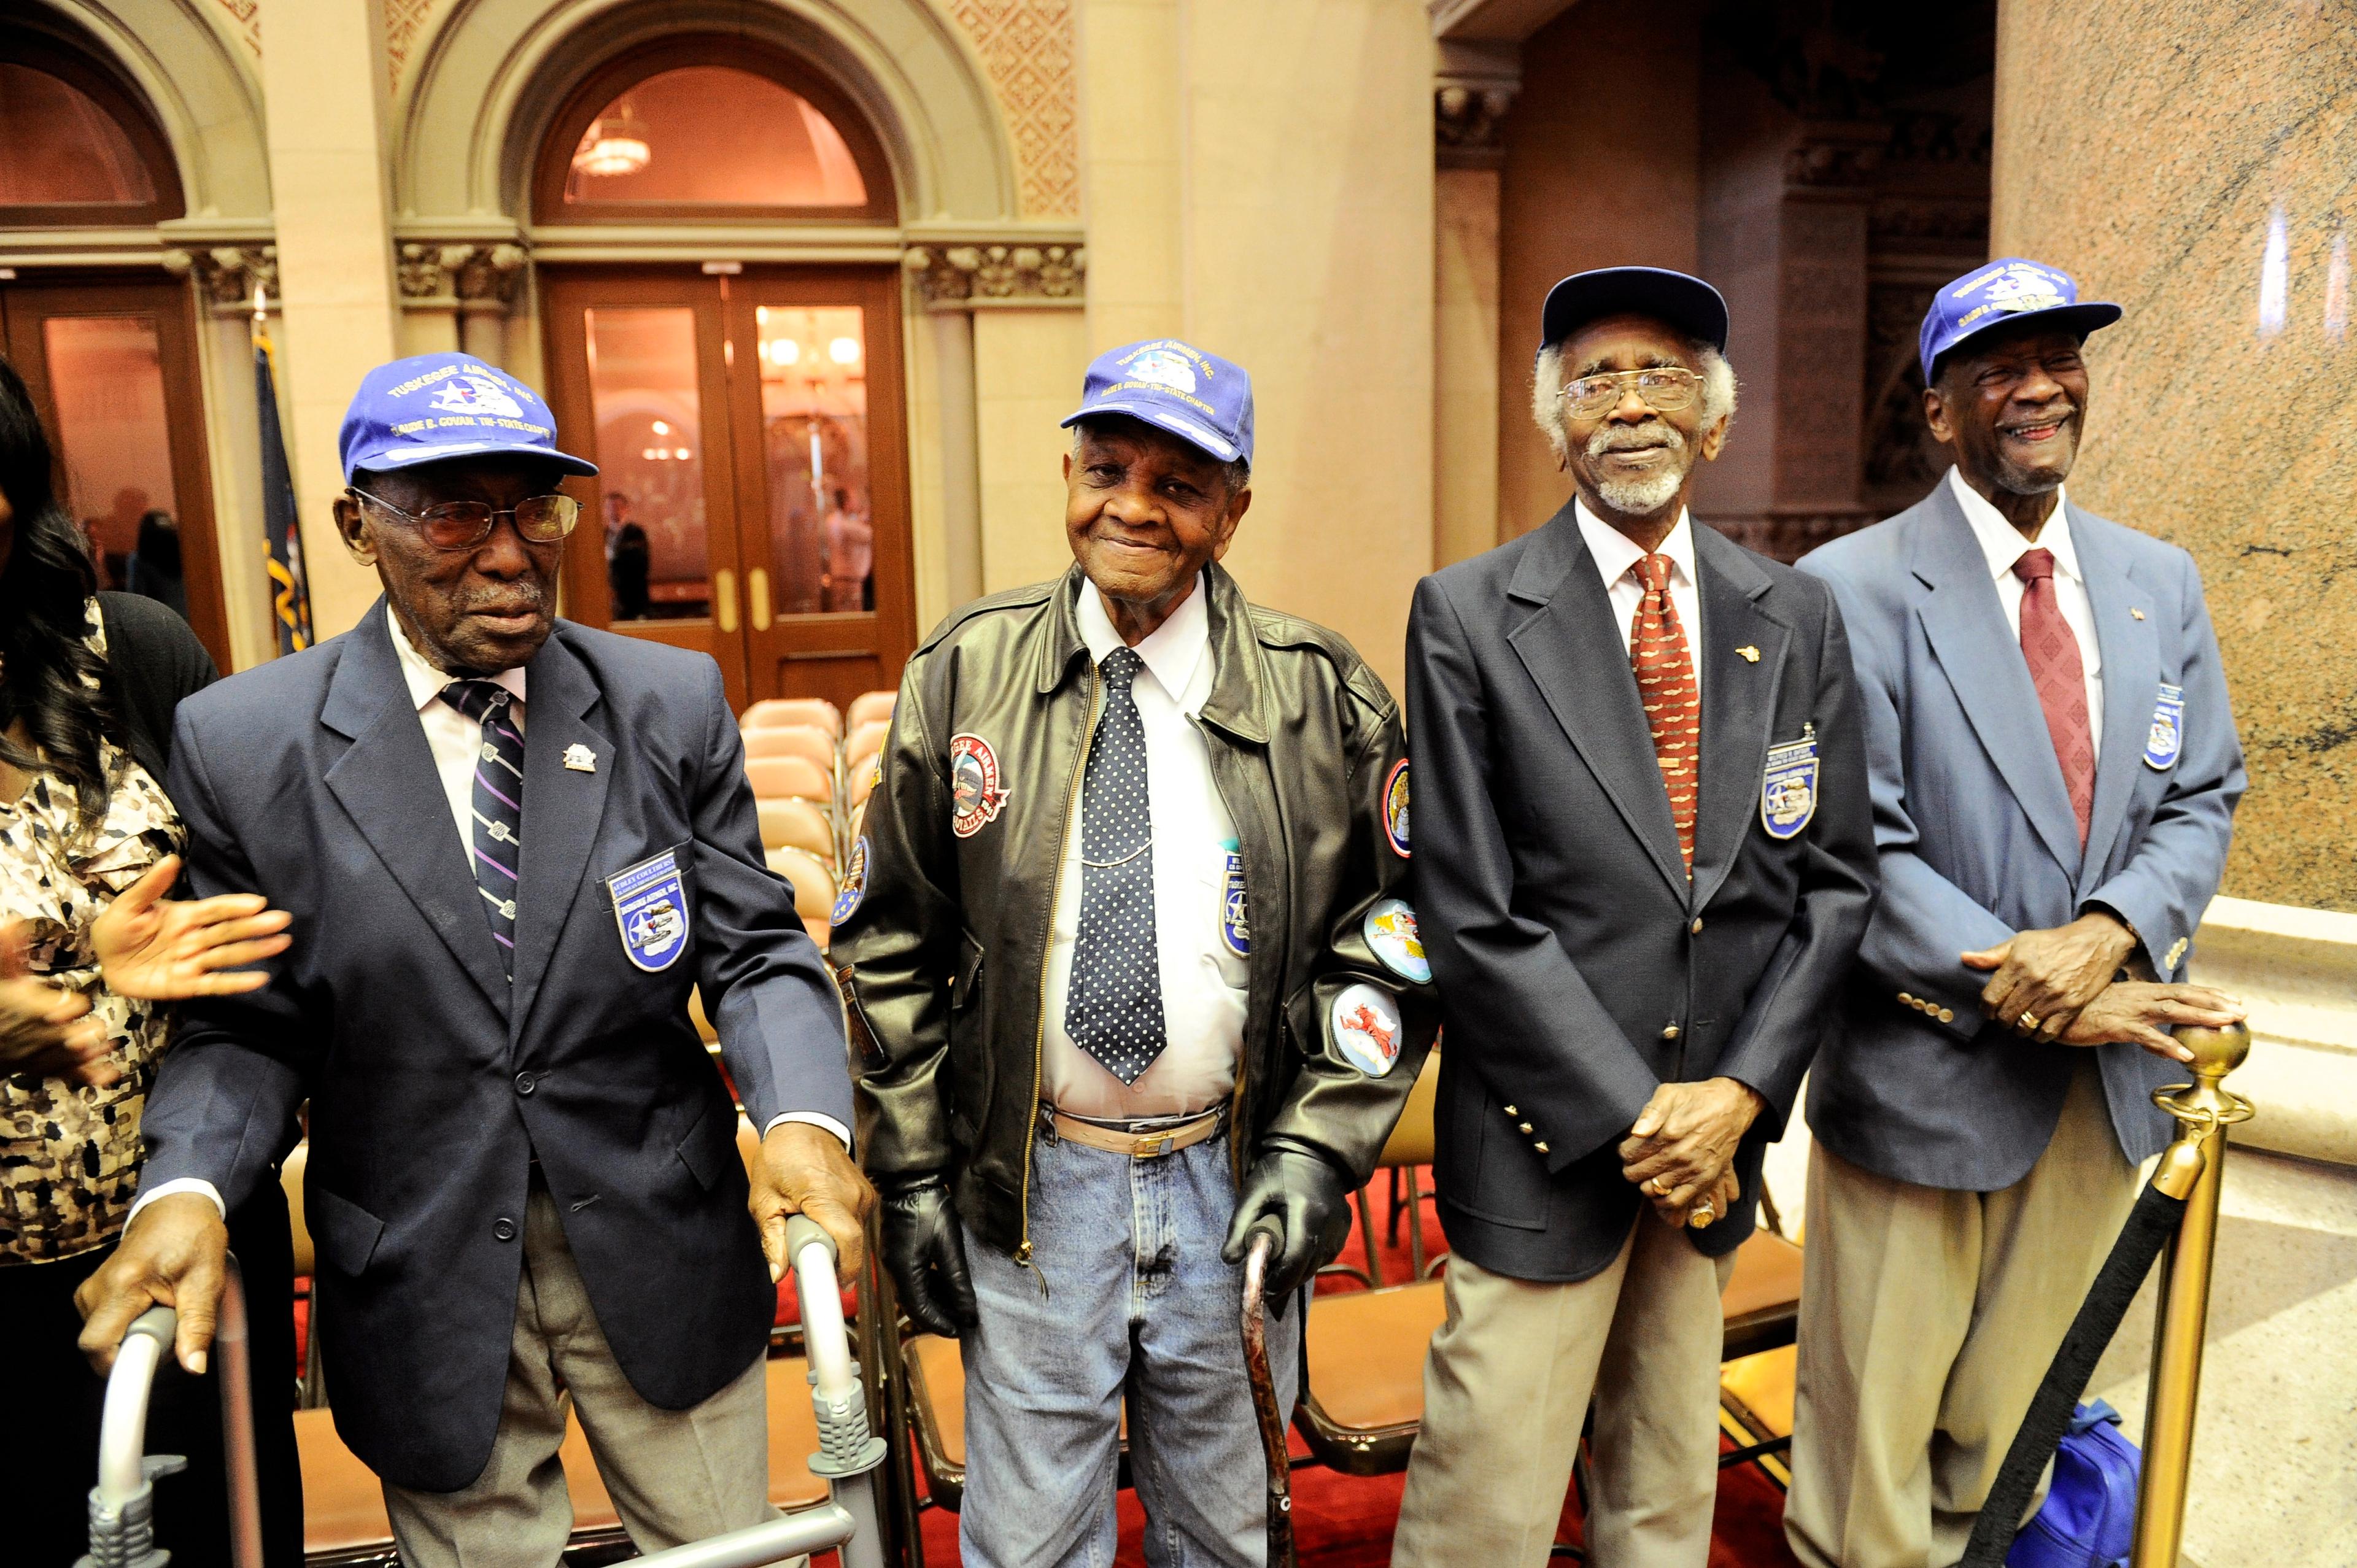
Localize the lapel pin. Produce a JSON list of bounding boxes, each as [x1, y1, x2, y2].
[[563, 743, 597, 774], [2131, 608, 2146, 620], [1737, 646, 1760, 663]]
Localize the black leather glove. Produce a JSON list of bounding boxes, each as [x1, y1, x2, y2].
[[1221, 1139, 1353, 1316], [878, 1176, 978, 1338]]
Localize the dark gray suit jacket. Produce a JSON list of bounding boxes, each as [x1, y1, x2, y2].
[[1798, 479, 2245, 1188], [1407, 506, 1879, 1283], [139, 604, 852, 1491]]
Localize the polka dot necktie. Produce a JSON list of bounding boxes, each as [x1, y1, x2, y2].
[[1064, 648, 1168, 1084], [1629, 553, 1701, 877], [444, 680, 524, 981], [2013, 548, 2094, 847]]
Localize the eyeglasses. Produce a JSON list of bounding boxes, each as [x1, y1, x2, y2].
[[349, 488, 580, 552], [1559, 366, 1701, 420]]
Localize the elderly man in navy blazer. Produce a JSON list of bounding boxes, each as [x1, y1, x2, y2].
[[77, 353, 874, 1568], [1785, 262, 2247, 1568], [1391, 268, 1878, 1567]]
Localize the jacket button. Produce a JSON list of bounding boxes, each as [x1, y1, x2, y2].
[[1898, 992, 1916, 1006], [514, 1072, 536, 1096], [1938, 1008, 1956, 1024], [1533, 1141, 1549, 1154], [493, 1217, 517, 1242], [1690, 917, 1704, 935], [1503, 1105, 1519, 1116], [1518, 1122, 1533, 1134], [1662, 1024, 1681, 1041]]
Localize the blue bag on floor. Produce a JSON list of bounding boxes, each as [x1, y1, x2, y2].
[[2006, 1400, 2141, 1568]]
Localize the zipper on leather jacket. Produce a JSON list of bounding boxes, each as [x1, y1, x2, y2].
[[1191, 714, 1253, 1180], [1018, 662, 1101, 1294]]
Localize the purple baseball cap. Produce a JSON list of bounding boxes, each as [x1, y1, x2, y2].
[[1919, 258, 2121, 384], [1061, 339, 1253, 466], [1540, 266, 1730, 353], [339, 352, 597, 483]]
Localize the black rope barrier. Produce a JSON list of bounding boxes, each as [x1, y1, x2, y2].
[[1957, 1172, 2191, 1567]]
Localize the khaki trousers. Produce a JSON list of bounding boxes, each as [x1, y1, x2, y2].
[[1391, 1215, 1738, 1568], [384, 1178, 779, 1568], [1785, 1060, 2138, 1568]]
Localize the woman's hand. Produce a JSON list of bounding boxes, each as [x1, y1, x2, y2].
[[90, 855, 292, 1002], [0, 921, 116, 1085]]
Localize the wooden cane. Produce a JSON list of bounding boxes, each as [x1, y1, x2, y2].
[[1241, 1222, 1298, 1568]]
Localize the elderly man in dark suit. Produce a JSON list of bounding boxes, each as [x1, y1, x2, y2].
[[1390, 268, 1878, 1568], [77, 353, 873, 1568], [1786, 260, 2245, 1568]]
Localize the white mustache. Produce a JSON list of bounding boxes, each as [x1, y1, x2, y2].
[[1587, 420, 1688, 459]]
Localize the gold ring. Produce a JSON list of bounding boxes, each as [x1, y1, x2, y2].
[[1647, 1176, 1668, 1197], [2019, 1011, 2042, 1032], [1688, 1205, 1715, 1229]]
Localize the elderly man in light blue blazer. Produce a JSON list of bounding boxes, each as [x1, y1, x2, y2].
[[1784, 260, 2247, 1568]]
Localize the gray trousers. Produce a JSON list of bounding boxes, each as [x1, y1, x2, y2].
[[382, 1176, 778, 1568]]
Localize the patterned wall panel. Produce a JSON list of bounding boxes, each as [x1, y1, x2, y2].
[[945, 0, 1080, 218], [211, 0, 260, 54], [385, 0, 441, 89]]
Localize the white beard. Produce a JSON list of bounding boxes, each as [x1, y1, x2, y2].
[[1592, 466, 1687, 516]]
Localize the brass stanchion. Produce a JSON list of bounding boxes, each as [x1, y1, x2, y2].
[[2129, 1021, 2254, 1568]]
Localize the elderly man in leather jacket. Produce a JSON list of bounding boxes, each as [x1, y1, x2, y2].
[[832, 339, 1434, 1567]]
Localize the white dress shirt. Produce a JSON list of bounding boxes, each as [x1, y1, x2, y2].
[[130, 611, 846, 1224], [1948, 467, 2105, 742], [1576, 500, 1705, 692], [1040, 573, 1248, 1121]]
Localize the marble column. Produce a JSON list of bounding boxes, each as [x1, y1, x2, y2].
[[1992, 0, 2357, 911]]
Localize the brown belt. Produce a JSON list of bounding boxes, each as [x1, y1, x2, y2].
[[1040, 1103, 1226, 1159]]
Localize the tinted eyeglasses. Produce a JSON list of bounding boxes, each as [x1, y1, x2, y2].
[[1558, 366, 1702, 421], [349, 488, 580, 552]]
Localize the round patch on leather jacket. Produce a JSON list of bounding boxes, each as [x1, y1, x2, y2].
[[831, 836, 870, 925], [1332, 982, 1404, 1078], [1362, 898, 1430, 984], [1382, 759, 1411, 858], [949, 733, 1011, 837]]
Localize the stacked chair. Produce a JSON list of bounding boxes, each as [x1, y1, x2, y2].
[[734, 690, 898, 950]]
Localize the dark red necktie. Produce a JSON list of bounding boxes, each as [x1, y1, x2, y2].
[[1630, 553, 1700, 875], [2013, 547, 2093, 847]]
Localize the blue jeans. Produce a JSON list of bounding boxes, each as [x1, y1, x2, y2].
[[959, 1126, 1302, 1568]]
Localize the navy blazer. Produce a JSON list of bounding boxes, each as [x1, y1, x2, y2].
[[1407, 508, 1879, 1283], [1798, 477, 2245, 1190], [139, 604, 852, 1492]]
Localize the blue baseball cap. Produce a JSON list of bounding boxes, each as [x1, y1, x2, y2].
[[1540, 266, 1729, 353], [1061, 339, 1253, 466], [1919, 258, 2121, 384], [338, 353, 597, 483]]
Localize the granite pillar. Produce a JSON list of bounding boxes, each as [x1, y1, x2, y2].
[[1992, 0, 2357, 911]]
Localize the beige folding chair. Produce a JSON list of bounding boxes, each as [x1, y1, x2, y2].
[[743, 697, 840, 736], [845, 690, 896, 732], [746, 755, 833, 805], [743, 725, 837, 773], [756, 797, 836, 863]]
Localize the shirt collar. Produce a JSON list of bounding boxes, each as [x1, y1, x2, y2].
[[1574, 498, 1698, 592], [1947, 466, 2081, 585], [386, 603, 529, 714], [1077, 570, 1211, 705]]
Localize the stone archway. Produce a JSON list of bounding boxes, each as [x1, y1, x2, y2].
[[395, 0, 1022, 233]]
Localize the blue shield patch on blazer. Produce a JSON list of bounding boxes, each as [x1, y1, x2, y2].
[[2144, 683, 2185, 770], [608, 849, 691, 972], [1759, 731, 1819, 841], [1220, 849, 1250, 958]]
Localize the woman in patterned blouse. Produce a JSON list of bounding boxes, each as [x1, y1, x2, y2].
[[0, 355, 304, 1566]]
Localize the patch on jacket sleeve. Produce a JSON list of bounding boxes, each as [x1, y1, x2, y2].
[[1381, 759, 1411, 859], [1331, 983, 1404, 1078]]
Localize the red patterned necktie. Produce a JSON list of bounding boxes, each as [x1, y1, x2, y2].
[[1629, 553, 1701, 876], [2013, 547, 2094, 847]]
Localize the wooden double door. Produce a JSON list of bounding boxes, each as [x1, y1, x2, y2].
[[543, 265, 915, 713]]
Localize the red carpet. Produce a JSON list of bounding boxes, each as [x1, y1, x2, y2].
[[908, 1173, 1802, 1567]]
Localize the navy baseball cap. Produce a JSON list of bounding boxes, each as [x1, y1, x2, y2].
[[339, 353, 596, 483], [1061, 339, 1253, 466], [1540, 266, 1730, 353], [1919, 258, 2121, 384]]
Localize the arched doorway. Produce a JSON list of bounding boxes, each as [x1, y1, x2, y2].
[[533, 37, 915, 714], [0, 23, 230, 668]]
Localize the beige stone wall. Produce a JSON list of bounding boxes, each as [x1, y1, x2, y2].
[[974, 308, 1093, 592], [1493, 1, 1704, 542], [1992, 0, 2357, 912], [1078, 0, 1435, 697]]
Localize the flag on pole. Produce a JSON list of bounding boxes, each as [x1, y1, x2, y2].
[[254, 287, 314, 656]]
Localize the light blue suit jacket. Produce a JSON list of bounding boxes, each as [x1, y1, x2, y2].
[[1798, 477, 2245, 1188]]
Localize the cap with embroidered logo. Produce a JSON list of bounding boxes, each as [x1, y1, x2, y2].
[[1919, 258, 2121, 385], [339, 352, 597, 482], [1061, 339, 1253, 466]]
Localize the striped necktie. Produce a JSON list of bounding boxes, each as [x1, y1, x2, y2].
[[444, 680, 524, 979], [1630, 552, 1701, 876]]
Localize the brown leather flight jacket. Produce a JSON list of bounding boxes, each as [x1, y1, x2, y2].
[[832, 564, 1438, 1263]]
